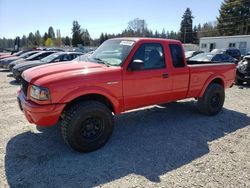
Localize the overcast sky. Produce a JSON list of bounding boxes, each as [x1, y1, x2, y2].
[[0, 0, 223, 39]]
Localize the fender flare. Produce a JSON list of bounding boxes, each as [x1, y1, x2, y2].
[[59, 86, 123, 114], [198, 74, 225, 98]]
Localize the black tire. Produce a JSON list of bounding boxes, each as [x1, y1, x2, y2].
[[61, 101, 114, 153], [197, 83, 225, 116]]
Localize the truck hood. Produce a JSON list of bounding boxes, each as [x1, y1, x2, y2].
[[23, 61, 118, 84]]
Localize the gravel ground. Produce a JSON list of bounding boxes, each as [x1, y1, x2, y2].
[[0, 68, 250, 188]]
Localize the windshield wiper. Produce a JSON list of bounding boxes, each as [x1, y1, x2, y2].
[[92, 58, 110, 67]]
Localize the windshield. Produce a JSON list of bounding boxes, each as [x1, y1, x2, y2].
[[89, 39, 135, 66], [185, 51, 194, 58], [15, 51, 25, 56], [19, 51, 37, 58], [74, 54, 91, 61], [41, 54, 59, 63], [26, 52, 43, 60]]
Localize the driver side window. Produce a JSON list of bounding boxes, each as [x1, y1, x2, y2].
[[130, 43, 165, 70]]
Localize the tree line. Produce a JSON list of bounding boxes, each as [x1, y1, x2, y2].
[[0, 0, 249, 49]]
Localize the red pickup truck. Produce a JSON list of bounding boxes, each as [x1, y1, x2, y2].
[[17, 38, 236, 152]]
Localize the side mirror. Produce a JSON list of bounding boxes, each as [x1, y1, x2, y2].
[[127, 59, 144, 71]]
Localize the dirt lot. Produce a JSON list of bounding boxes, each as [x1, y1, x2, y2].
[[0, 68, 250, 188]]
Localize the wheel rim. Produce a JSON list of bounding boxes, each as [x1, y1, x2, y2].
[[210, 93, 221, 108], [81, 117, 104, 140]]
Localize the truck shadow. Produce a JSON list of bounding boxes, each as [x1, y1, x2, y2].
[[5, 101, 250, 187]]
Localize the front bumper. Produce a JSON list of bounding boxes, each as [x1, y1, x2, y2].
[[8, 64, 15, 71], [17, 91, 66, 126], [2, 63, 10, 69]]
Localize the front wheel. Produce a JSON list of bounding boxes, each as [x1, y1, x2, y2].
[[61, 101, 114, 153], [197, 83, 225, 116]]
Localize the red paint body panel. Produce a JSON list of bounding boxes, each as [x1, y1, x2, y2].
[[17, 38, 236, 126], [18, 91, 65, 126]]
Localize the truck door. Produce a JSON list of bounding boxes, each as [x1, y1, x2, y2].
[[168, 44, 190, 100], [123, 42, 173, 110]]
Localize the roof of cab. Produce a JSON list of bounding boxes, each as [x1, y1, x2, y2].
[[108, 37, 181, 43]]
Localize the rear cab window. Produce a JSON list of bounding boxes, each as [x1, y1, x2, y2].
[[169, 44, 185, 68]]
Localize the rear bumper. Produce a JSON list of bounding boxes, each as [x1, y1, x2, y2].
[[17, 91, 66, 126]]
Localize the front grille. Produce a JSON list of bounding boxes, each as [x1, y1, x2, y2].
[[20, 78, 29, 97]]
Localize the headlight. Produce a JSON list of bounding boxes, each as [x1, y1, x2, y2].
[[30, 85, 50, 100]]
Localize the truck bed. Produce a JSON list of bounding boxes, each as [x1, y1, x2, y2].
[[186, 62, 236, 98]]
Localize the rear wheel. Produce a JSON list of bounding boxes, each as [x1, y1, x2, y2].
[[197, 83, 225, 116], [61, 101, 114, 152]]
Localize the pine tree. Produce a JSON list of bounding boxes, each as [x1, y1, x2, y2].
[[21, 35, 28, 47], [104, 33, 109, 41], [64, 36, 71, 46], [48, 26, 55, 39], [217, 0, 250, 35], [27, 32, 36, 47], [72, 20, 84, 47], [34, 30, 42, 46], [43, 32, 48, 45], [180, 8, 194, 43], [161, 29, 167, 38], [154, 30, 159, 38], [99, 33, 105, 45], [82, 29, 91, 46]]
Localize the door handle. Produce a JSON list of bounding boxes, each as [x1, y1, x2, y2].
[[162, 73, 169, 78]]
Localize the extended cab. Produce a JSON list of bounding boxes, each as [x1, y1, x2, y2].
[[17, 38, 236, 152]]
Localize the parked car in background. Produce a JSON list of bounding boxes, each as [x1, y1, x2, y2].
[[45, 47, 65, 52], [73, 51, 94, 62], [0, 50, 32, 60], [8, 51, 56, 71], [185, 50, 204, 59], [211, 48, 241, 61], [189, 53, 238, 64], [235, 55, 250, 85], [12, 52, 83, 81], [0, 51, 39, 69]]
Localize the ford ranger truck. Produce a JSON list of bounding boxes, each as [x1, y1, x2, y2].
[[17, 38, 236, 152]]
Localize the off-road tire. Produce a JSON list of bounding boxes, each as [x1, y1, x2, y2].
[[197, 83, 225, 116], [61, 101, 114, 153]]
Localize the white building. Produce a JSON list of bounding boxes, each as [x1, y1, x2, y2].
[[199, 35, 250, 55]]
